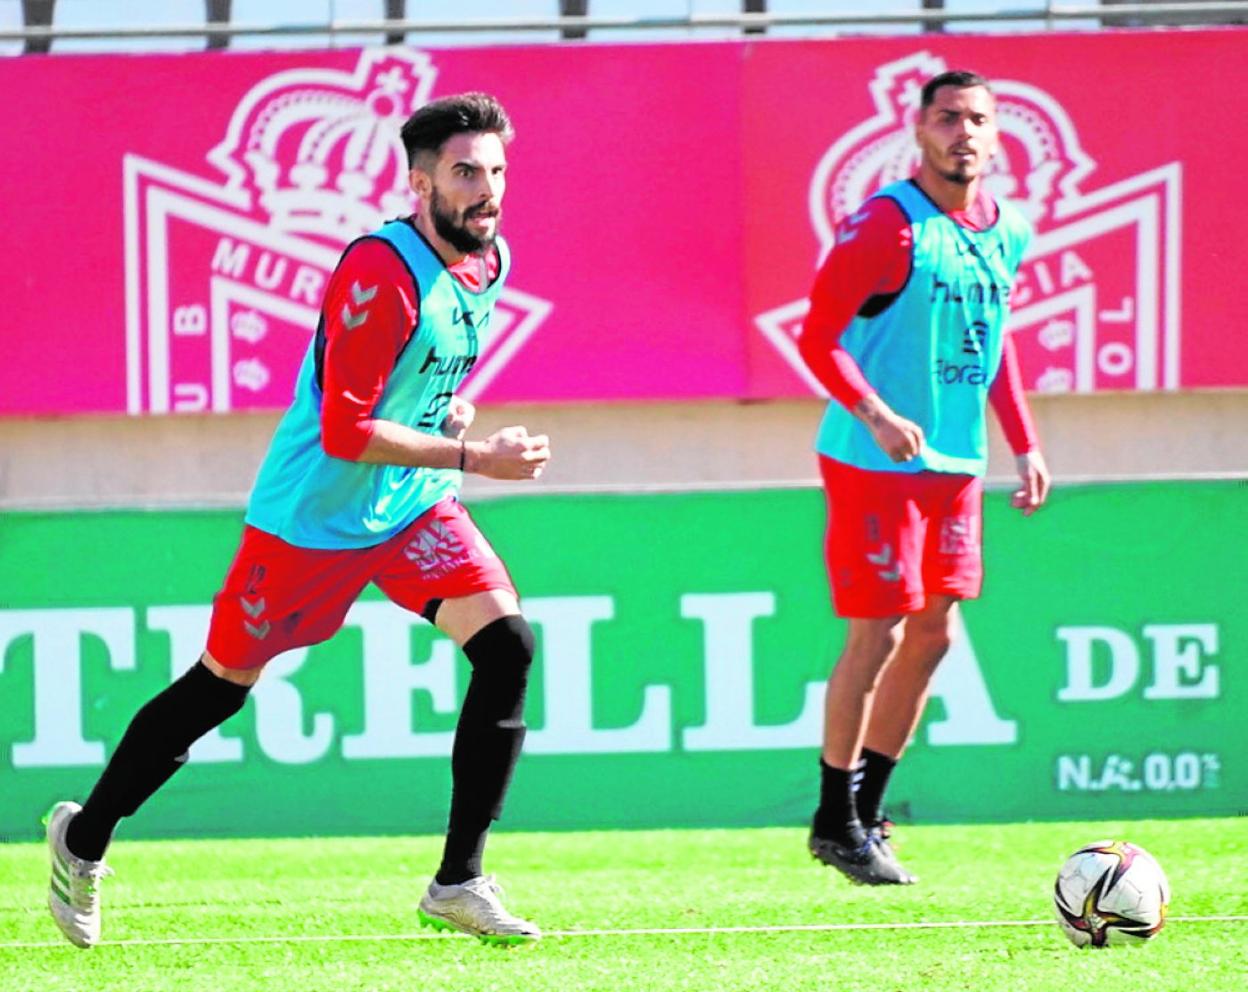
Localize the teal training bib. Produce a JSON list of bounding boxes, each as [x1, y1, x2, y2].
[[816, 180, 1031, 476], [246, 222, 509, 549]]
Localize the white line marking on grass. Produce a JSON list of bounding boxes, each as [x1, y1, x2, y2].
[[5, 916, 1245, 949]]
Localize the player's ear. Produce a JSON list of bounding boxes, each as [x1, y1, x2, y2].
[[408, 167, 431, 199]]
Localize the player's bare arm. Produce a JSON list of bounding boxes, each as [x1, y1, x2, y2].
[[854, 393, 924, 463], [1011, 449, 1051, 516], [354, 418, 550, 480], [800, 197, 921, 465]]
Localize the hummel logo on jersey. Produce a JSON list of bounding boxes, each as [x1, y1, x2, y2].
[[341, 303, 369, 330], [240, 596, 266, 619], [419, 347, 477, 377], [836, 209, 872, 244], [341, 281, 377, 330], [930, 274, 1010, 307], [452, 307, 475, 328], [866, 543, 902, 582]]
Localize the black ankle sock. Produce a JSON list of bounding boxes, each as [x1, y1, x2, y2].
[[436, 616, 533, 885], [435, 823, 488, 886], [65, 661, 250, 861], [855, 748, 898, 829], [813, 759, 866, 847]]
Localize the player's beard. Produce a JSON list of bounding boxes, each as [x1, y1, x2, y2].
[[937, 145, 986, 186], [938, 157, 977, 186], [430, 186, 499, 256]]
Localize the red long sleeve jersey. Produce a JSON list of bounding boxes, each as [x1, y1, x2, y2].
[[318, 237, 500, 460], [796, 193, 1039, 455]]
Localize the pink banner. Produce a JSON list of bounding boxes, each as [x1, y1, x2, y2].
[[1, 30, 1245, 416], [742, 33, 1245, 399]]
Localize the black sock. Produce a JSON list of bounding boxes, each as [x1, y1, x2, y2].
[[436, 616, 533, 886], [855, 747, 898, 829], [65, 660, 250, 861], [813, 759, 866, 847]]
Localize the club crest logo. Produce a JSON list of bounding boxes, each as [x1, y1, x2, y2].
[[124, 49, 551, 414], [756, 51, 1181, 395]]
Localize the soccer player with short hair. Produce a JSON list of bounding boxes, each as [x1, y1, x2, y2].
[[799, 71, 1051, 884], [46, 92, 550, 946]]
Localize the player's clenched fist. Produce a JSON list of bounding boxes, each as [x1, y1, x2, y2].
[[466, 426, 551, 480], [440, 395, 476, 440], [855, 395, 925, 463]]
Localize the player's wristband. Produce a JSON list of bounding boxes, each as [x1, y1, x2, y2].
[[458, 439, 467, 472]]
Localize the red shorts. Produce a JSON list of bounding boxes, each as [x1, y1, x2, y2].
[[820, 456, 983, 618], [206, 499, 516, 670]]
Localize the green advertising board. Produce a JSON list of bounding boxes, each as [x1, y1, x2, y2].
[[0, 480, 1244, 841]]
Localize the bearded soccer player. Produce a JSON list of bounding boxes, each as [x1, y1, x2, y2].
[[46, 93, 550, 945], [799, 71, 1051, 884]]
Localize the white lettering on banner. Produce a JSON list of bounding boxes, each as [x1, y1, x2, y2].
[[340, 601, 456, 759], [254, 252, 287, 292], [1012, 250, 1095, 308], [210, 237, 249, 279], [1056, 626, 1140, 701], [5, 605, 1221, 768], [1056, 750, 1222, 792], [253, 649, 335, 765], [924, 611, 1019, 745], [1056, 623, 1221, 701], [680, 592, 824, 751], [289, 265, 325, 307], [0, 608, 136, 767], [524, 596, 673, 754], [1142, 624, 1220, 699]]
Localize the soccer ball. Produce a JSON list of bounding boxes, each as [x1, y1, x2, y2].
[[1053, 840, 1170, 948]]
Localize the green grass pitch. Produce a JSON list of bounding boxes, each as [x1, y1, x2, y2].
[[3, 818, 1245, 992]]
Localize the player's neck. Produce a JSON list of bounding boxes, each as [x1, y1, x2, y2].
[[914, 165, 982, 214], [411, 213, 471, 267]]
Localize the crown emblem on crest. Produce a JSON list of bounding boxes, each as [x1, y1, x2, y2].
[[756, 50, 1182, 400], [811, 52, 1096, 250], [206, 50, 438, 242]]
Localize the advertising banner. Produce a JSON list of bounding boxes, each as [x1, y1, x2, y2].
[[1, 480, 1243, 840], [1, 30, 1246, 416]]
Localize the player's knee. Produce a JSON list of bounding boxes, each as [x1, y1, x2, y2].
[[464, 614, 534, 674], [130, 659, 251, 757], [461, 615, 535, 724], [202, 650, 264, 687], [903, 621, 953, 665], [845, 616, 904, 663]]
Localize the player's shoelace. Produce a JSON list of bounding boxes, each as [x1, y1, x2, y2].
[[457, 875, 519, 926], [54, 853, 113, 914]]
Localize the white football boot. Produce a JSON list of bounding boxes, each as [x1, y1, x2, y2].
[[45, 801, 113, 948], [418, 875, 541, 946]]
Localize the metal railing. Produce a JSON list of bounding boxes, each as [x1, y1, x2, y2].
[[1, 3, 1246, 46]]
